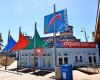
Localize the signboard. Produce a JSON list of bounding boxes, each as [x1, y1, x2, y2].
[[44, 9, 68, 34], [56, 41, 96, 48], [36, 48, 44, 56]]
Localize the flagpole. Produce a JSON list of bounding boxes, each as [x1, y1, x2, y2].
[[53, 4, 57, 66], [17, 27, 21, 72], [5, 30, 10, 70], [5, 52, 7, 70], [33, 22, 36, 74]]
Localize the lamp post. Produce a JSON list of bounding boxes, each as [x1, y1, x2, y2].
[[81, 28, 88, 42]]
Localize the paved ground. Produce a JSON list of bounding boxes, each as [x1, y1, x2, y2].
[[0, 61, 100, 80]]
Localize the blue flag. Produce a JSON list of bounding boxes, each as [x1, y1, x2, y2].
[[3, 35, 16, 51]]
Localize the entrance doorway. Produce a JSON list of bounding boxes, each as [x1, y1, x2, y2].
[[88, 56, 96, 65], [58, 56, 68, 66]]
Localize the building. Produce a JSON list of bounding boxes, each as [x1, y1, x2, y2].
[[18, 45, 99, 69], [16, 25, 99, 70], [42, 25, 80, 48]]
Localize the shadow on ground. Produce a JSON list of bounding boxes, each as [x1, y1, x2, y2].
[[0, 69, 23, 75], [76, 68, 99, 75], [9, 68, 33, 73], [31, 70, 53, 76], [20, 69, 33, 73], [9, 68, 53, 76], [9, 67, 24, 71]]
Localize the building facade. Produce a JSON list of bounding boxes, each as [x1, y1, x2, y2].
[[14, 25, 100, 70], [16, 47, 99, 70]]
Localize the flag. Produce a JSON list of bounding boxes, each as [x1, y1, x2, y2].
[[12, 32, 29, 51], [3, 35, 16, 51], [25, 27, 48, 49]]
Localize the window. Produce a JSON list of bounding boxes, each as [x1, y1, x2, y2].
[[89, 56, 92, 64], [65, 36, 68, 38], [64, 57, 68, 64], [43, 54, 46, 56], [43, 57, 46, 67], [21, 58, 24, 60], [59, 58, 63, 65], [47, 57, 51, 67], [25, 54, 27, 56], [35, 57, 38, 67], [93, 56, 96, 63], [31, 54, 33, 56], [80, 56, 82, 62], [75, 56, 78, 63], [47, 54, 50, 56], [22, 54, 24, 56], [64, 53, 68, 56], [93, 53, 95, 55], [58, 54, 61, 56], [88, 53, 91, 55]]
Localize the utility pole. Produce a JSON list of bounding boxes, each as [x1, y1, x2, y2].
[[5, 31, 10, 70], [33, 22, 36, 74], [53, 4, 57, 66], [81, 28, 88, 42]]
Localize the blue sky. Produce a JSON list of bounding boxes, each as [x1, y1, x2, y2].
[[0, 0, 98, 47]]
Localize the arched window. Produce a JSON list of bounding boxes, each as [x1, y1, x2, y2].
[[59, 58, 63, 65], [25, 54, 27, 56], [64, 53, 68, 56], [93, 56, 96, 63], [89, 56, 92, 64], [88, 53, 91, 55], [58, 54, 61, 56], [93, 53, 95, 55], [64, 57, 68, 64], [31, 54, 33, 56], [80, 56, 82, 62], [75, 56, 78, 62], [47, 54, 50, 56], [22, 54, 24, 56], [43, 54, 46, 56]]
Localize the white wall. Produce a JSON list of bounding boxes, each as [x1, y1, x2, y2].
[[16, 48, 99, 69]]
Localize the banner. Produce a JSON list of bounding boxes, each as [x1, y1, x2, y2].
[[44, 9, 68, 34], [56, 41, 96, 48]]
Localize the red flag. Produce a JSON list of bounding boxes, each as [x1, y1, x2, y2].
[[12, 32, 29, 51]]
